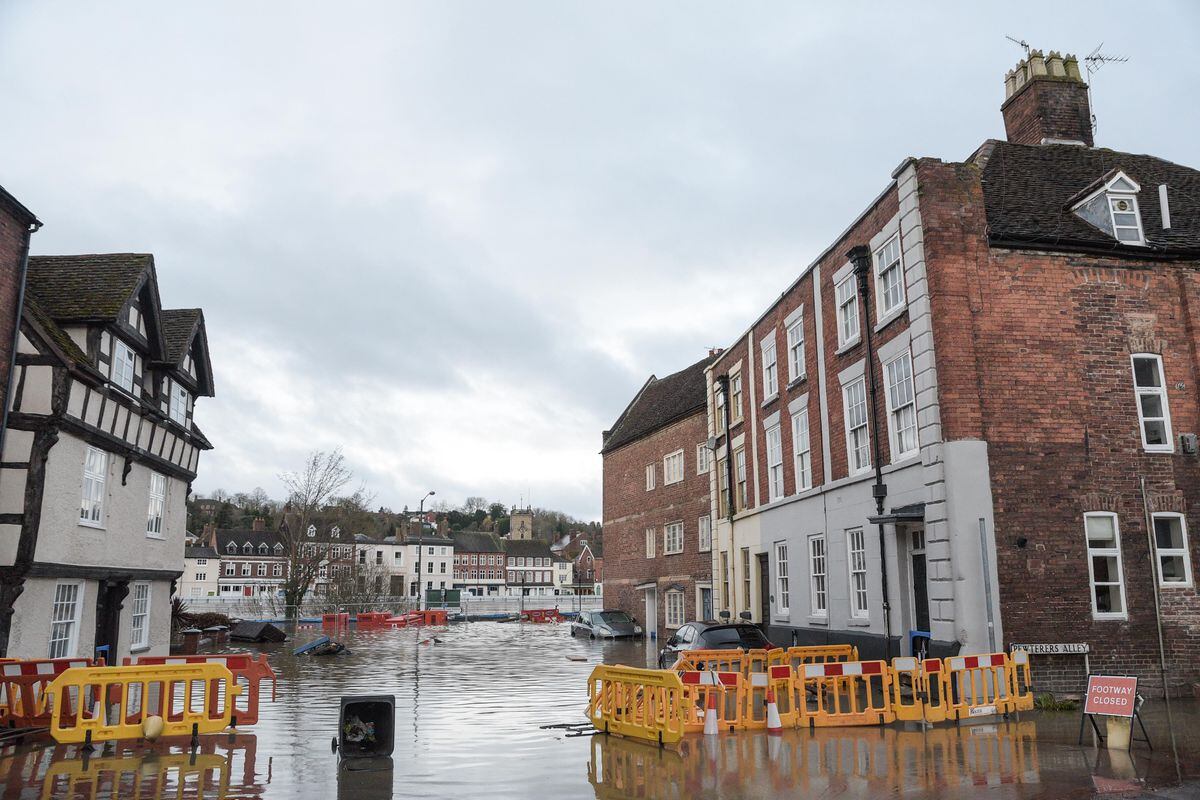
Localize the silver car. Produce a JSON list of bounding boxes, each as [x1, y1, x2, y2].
[[570, 610, 643, 639]]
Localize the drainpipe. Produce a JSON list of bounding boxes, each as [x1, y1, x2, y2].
[[0, 219, 40, 461], [715, 375, 735, 523], [849, 245, 893, 661]]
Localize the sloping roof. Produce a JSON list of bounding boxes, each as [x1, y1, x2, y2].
[[26, 253, 152, 321], [22, 294, 90, 365], [452, 530, 505, 553], [160, 308, 201, 363], [980, 141, 1200, 255], [214, 529, 285, 552], [0, 183, 38, 225], [503, 538, 554, 558], [185, 546, 218, 559], [602, 354, 717, 454]]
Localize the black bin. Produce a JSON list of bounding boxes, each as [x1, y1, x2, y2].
[[334, 694, 395, 758]]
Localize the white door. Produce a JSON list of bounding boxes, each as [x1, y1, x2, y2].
[[644, 589, 657, 640]]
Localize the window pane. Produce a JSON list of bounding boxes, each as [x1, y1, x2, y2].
[[1139, 394, 1164, 418], [1092, 554, 1117, 583], [1133, 358, 1161, 388], [1144, 420, 1168, 446], [1155, 517, 1184, 550], [1095, 583, 1123, 614], [1160, 555, 1186, 582], [1086, 516, 1116, 546]]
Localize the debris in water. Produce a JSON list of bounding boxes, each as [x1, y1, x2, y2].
[[566, 655, 588, 662]]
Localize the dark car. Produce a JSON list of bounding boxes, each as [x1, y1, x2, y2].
[[570, 610, 643, 639], [657, 621, 775, 668]]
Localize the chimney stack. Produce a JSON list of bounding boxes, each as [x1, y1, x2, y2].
[[1001, 50, 1093, 147], [203, 523, 216, 546], [252, 517, 266, 531]]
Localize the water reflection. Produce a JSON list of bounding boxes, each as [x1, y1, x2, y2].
[[2, 735, 267, 799], [588, 722, 1044, 800]]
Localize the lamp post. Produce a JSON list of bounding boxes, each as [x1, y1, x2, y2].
[[414, 491, 435, 611]]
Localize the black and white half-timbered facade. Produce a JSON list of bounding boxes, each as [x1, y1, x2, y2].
[[0, 253, 214, 659]]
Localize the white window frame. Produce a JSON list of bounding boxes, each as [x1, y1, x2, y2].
[[665, 590, 685, 628], [733, 448, 747, 511], [883, 352, 919, 461], [1131, 354, 1173, 452], [273, 563, 282, 577], [786, 317, 804, 383], [765, 424, 783, 502], [1085, 512, 1128, 620], [111, 339, 136, 393], [698, 515, 712, 553], [645, 464, 656, 491], [847, 528, 869, 619], [761, 336, 778, 398], [645, 528, 656, 559], [774, 542, 789, 615], [729, 372, 743, 422], [169, 380, 189, 426], [224, 562, 235, 576], [808, 534, 827, 617], [696, 444, 710, 475], [843, 378, 871, 475], [874, 234, 905, 320], [835, 276, 860, 348], [663, 450, 684, 485], [1152, 512, 1193, 588], [146, 472, 167, 538], [130, 581, 151, 651], [1108, 191, 1145, 245], [792, 408, 812, 492], [48, 581, 83, 659], [664, 521, 684, 555], [80, 446, 108, 528]]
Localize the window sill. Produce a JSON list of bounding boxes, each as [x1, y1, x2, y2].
[[786, 375, 807, 391], [130, 645, 151, 654], [1159, 583, 1194, 590], [874, 306, 907, 333], [847, 618, 871, 627], [760, 393, 779, 409], [145, 533, 165, 541], [1141, 446, 1175, 454], [78, 521, 106, 531], [835, 338, 862, 357], [1091, 615, 1129, 622], [808, 616, 829, 626]]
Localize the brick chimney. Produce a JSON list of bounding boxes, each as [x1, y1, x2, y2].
[[203, 523, 216, 546], [252, 517, 266, 531], [1001, 50, 1092, 147]]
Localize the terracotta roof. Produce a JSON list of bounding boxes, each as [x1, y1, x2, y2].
[[602, 354, 716, 454], [980, 141, 1200, 255], [26, 253, 151, 321]]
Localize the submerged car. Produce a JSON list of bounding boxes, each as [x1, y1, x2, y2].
[[657, 621, 776, 669], [571, 610, 643, 639]]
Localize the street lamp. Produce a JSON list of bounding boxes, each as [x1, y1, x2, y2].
[[415, 491, 435, 611]]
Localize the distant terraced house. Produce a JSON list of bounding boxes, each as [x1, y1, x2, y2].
[[0, 245, 214, 660]]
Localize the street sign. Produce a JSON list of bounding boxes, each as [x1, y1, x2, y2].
[[1008, 643, 1090, 654], [1082, 675, 1138, 717]]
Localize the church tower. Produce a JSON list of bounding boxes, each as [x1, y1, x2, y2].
[[509, 507, 534, 540]]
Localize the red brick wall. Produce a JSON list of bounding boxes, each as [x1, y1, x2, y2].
[[1001, 77, 1093, 147], [920, 158, 1200, 695], [602, 410, 712, 634], [0, 201, 30, 418]]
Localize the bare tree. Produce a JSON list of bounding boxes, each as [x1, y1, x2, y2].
[[277, 449, 354, 618]]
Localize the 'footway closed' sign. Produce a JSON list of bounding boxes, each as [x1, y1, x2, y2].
[[1083, 675, 1138, 717]]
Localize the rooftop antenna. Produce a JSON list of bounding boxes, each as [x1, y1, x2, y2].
[[1004, 35, 1032, 59], [1083, 42, 1129, 136]]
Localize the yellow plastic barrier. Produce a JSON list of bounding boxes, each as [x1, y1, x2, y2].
[[587, 664, 686, 746], [769, 644, 858, 672], [41, 753, 230, 800], [890, 656, 925, 722], [1009, 650, 1034, 712], [942, 653, 1011, 720], [671, 649, 764, 675], [45, 663, 242, 745], [797, 660, 894, 727], [922, 658, 948, 723], [677, 670, 743, 732]]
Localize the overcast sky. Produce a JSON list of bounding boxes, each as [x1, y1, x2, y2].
[[2, 3, 1197, 520]]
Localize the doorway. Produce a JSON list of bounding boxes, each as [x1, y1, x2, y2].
[[699, 587, 713, 621], [643, 588, 657, 639], [756, 553, 769, 631], [909, 528, 930, 644]]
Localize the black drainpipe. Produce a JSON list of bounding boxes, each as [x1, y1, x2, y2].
[[715, 374, 735, 522], [848, 245, 893, 661], [0, 219, 40, 460]]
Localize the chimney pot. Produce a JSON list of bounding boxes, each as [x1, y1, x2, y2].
[[1046, 52, 1065, 77], [252, 517, 265, 531], [1001, 48, 1093, 147]]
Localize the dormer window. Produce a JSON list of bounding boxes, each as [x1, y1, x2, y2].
[[1072, 172, 1146, 246], [243, 543, 253, 555], [331, 526, 341, 539], [274, 543, 284, 554], [307, 525, 317, 538], [226, 542, 237, 554], [259, 543, 269, 555]]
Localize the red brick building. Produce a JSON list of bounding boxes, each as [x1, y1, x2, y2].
[[703, 50, 1199, 694], [602, 355, 718, 638]]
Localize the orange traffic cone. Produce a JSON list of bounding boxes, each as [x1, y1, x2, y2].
[[765, 687, 783, 735], [703, 689, 719, 736]]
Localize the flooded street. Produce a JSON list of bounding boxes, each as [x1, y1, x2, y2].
[[3, 621, 1199, 798]]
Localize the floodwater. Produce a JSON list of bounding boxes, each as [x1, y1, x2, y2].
[[2, 621, 1199, 798]]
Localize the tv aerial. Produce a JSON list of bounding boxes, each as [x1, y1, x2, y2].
[[1083, 42, 1130, 136]]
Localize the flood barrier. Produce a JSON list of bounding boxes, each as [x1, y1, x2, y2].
[[0, 658, 101, 728], [587, 650, 1032, 743], [123, 653, 276, 726], [45, 663, 242, 745]]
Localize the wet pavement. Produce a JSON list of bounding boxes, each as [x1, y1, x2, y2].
[[1, 621, 1198, 798]]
